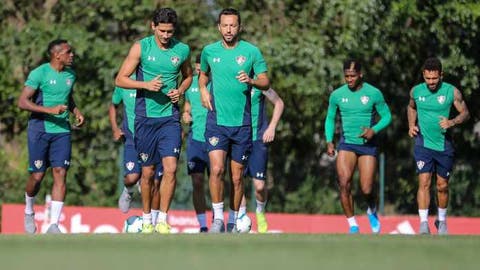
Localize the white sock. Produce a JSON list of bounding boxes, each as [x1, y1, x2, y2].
[[419, 209, 429, 222], [367, 207, 376, 215], [49, 201, 64, 225], [142, 212, 152, 225], [151, 210, 160, 225], [438, 208, 447, 222], [25, 193, 35, 215], [212, 202, 224, 221], [256, 200, 266, 213], [347, 216, 358, 227], [238, 206, 247, 216], [157, 211, 167, 224], [197, 213, 207, 228], [228, 209, 238, 224]]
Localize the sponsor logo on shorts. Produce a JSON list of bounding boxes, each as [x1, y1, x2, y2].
[[173, 148, 180, 154], [360, 95, 369, 105], [242, 155, 248, 161], [140, 153, 149, 162], [417, 160, 425, 170], [64, 160, 70, 166], [209, 136, 219, 146], [256, 172, 264, 178], [126, 162, 135, 171], [437, 95, 446, 104], [34, 160, 43, 169], [188, 161, 195, 170]]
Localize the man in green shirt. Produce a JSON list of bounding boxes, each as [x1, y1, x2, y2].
[[407, 57, 469, 235], [18, 39, 84, 234], [325, 59, 391, 234]]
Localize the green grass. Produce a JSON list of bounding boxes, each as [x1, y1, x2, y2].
[[0, 234, 478, 270]]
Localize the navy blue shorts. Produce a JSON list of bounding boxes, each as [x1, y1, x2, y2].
[[338, 142, 377, 157], [134, 116, 181, 166], [245, 140, 268, 180], [123, 144, 141, 176], [205, 124, 252, 164], [27, 130, 71, 173], [414, 145, 454, 179], [186, 133, 209, 175]]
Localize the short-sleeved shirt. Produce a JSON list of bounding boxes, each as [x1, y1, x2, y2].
[[135, 36, 190, 119], [413, 82, 455, 151], [112, 86, 136, 144], [201, 40, 268, 127], [185, 75, 208, 142], [24, 63, 76, 133], [325, 82, 391, 145]]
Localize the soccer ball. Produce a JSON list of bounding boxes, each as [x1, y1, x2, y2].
[[235, 213, 252, 233], [122, 215, 143, 233]]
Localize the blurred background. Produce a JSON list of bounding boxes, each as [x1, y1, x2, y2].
[[0, 0, 479, 217]]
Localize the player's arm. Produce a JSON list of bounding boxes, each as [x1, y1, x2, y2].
[[167, 56, 193, 103], [236, 71, 270, 91], [182, 99, 192, 125], [439, 87, 470, 129], [407, 88, 419, 137], [115, 42, 162, 91], [108, 103, 124, 141], [17, 86, 67, 115], [68, 93, 84, 127], [324, 94, 337, 156], [262, 88, 284, 143], [365, 93, 392, 139], [199, 70, 212, 111]]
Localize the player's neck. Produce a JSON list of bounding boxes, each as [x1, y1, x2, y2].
[[154, 37, 171, 50], [222, 39, 239, 49], [50, 61, 65, 72]]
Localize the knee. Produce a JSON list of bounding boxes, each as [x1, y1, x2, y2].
[[210, 165, 224, 178], [338, 177, 351, 193], [437, 181, 448, 193], [125, 174, 140, 186], [30, 173, 45, 183], [52, 167, 66, 178], [254, 181, 266, 193]]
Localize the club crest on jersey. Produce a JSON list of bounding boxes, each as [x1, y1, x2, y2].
[[140, 153, 149, 162], [236, 55, 246, 65], [437, 95, 446, 104], [209, 136, 219, 146], [417, 161, 425, 170], [188, 161, 195, 170], [360, 96, 369, 105], [126, 162, 135, 171], [171, 56, 180, 66], [34, 160, 43, 169]]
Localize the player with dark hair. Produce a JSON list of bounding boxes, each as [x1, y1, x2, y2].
[[325, 59, 391, 234], [199, 7, 270, 233], [116, 7, 193, 234], [407, 57, 469, 235], [18, 39, 84, 234]]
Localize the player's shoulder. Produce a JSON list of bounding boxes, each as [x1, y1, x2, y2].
[[203, 41, 222, 51], [331, 84, 348, 96], [363, 82, 383, 95], [30, 63, 50, 74], [171, 38, 190, 52], [63, 66, 76, 77]]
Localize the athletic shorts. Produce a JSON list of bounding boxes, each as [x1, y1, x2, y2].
[[205, 124, 252, 164], [414, 145, 454, 179], [134, 116, 181, 166], [27, 130, 71, 173], [245, 140, 268, 180], [186, 133, 209, 175], [338, 142, 377, 157]]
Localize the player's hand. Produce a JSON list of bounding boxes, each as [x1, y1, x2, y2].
[[50, 105, 68, 115], [359, 127, 375, 140], [200, 88, 213, 111], [439, 116, 454, 129], [74, 111, 85, 127], [236, 70, 252, 85], [112, 127, 125, 142], [408, 125, 419, 137], [262, 127, 275, 143], [144, 75, 162, 92], [182, 111, 192, 124], [167, 89, 180, 103], [326, 142, 336, 157]]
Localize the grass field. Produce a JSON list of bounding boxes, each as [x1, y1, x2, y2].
[[0, 234, 478, 270]]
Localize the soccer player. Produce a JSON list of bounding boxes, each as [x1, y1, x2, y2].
[[183, 55, 210, 232], [18, 39, 85, 234], [236, 87, 284, 233], [407, 57, 469, 235], [324, 59, 391, 234], [109, 77, 163, 214], [116, 8, 193, 234], [199, 8, 270, 233]]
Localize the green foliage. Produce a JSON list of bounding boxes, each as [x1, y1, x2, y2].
[[1, 0, 479, 216]]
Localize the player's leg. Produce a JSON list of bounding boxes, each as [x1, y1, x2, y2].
[[228, 159, 245, 232], [118, 144, 141, 213], [46, 133, 71, 234], [250, 140, 269, 233], [336, 150, 358, 233], [151, 166, 162, 225], [191, 172, 208, 232], [414, 145, 434, 234], [358, 155, 380, 234], [434, 150, 453, 235], [140, 165, 155, 233], [187, 137, 209, 232], [208, 149, 227, 233], [252, 178, 268, 233]]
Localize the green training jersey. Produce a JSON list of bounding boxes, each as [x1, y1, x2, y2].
[[413, 82, 455, 151], [185, 76, 208, 142], [25, 63, 76, 133], [201, 40, 268, 127], [325, 82, 392, 145], [112, 86, 136, 135], [251, 87, 267, 141], [136, 36, 190, 118]]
